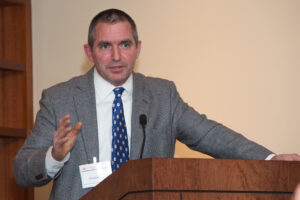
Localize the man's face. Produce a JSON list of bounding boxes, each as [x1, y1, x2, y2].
[[84, 21, 141, 86]]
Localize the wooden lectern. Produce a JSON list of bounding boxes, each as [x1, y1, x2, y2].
[[81, 158, 300, 200]]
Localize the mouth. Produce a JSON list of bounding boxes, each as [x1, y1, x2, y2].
[[108, 65, 126, 73]]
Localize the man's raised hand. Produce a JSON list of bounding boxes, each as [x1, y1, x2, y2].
[[51, 114, 82, 161]]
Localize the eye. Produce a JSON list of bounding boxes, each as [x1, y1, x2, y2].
[[120, 40, 132, 49], [124, 42, 130, 48], [99, 42, 111, 50], [101, 44, 108, 49]]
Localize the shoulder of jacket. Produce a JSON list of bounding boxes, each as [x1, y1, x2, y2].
[[134, 72, 176, 95]]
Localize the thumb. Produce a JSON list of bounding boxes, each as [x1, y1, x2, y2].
[[74, 122, 82, 133]]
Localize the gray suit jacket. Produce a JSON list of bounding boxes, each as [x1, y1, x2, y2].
[[14, 68, 272, 200]]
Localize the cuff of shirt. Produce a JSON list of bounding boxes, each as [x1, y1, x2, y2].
[[265, 153, 276, 160], [45, 146, 70, 178]]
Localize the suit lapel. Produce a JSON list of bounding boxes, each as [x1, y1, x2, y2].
[[73, 68, 99, 163], [130, 73, 150, 160]]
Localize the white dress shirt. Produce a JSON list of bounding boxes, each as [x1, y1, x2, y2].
[[94, 69, 133, 162]]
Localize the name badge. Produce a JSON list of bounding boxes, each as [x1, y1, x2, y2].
[[79, 157, 112, 189]]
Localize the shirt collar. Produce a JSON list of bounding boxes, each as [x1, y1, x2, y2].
[[94, 68, 133, 100]]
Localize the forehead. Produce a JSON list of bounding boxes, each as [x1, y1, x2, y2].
[[94, 21, 134, 42]]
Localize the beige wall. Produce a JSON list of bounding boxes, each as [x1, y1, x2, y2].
[[31, 0, 300, 199]]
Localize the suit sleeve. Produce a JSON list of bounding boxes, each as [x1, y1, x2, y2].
[[169, 82, 273, 160], [14, 90, 57, 187]]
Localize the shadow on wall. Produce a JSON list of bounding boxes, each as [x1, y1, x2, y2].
[[81, 56, 93, 74]]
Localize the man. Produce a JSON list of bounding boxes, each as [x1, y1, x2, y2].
[[14, 8, 300, 200]]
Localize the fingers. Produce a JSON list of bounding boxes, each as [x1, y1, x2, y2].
[[56, 114, 71, 138], [284, 154, 300, 161], [52, 114, 82, 161], [65, 122, 82, 141], [271, 154, 300, 161], [55, 114, 82, 139], [74, 122, 83, 133]]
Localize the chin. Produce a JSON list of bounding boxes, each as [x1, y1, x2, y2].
[[111, 78, 126, 86], [110, 75, 128, 85]]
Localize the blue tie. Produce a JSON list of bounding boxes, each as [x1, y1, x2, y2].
[[111, 87, 129, 172]]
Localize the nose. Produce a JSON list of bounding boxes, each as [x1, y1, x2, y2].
[[112, 45, 121, 61]]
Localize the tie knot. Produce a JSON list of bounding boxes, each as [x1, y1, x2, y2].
[[113, 87, 125, 97]]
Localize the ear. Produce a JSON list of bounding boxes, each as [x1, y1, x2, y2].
[[136, 40, 142, 58], [84, 44, 94, 63]]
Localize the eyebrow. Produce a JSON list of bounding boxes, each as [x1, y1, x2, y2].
[[98, 41, 111, 47], [119, 39, 133, 45], [97, 39, 133, 46]]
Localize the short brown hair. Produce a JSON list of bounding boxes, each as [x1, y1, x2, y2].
[[88, 9, 139, 47]]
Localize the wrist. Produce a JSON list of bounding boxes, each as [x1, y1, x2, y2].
[[51, 147, 64, 162]]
